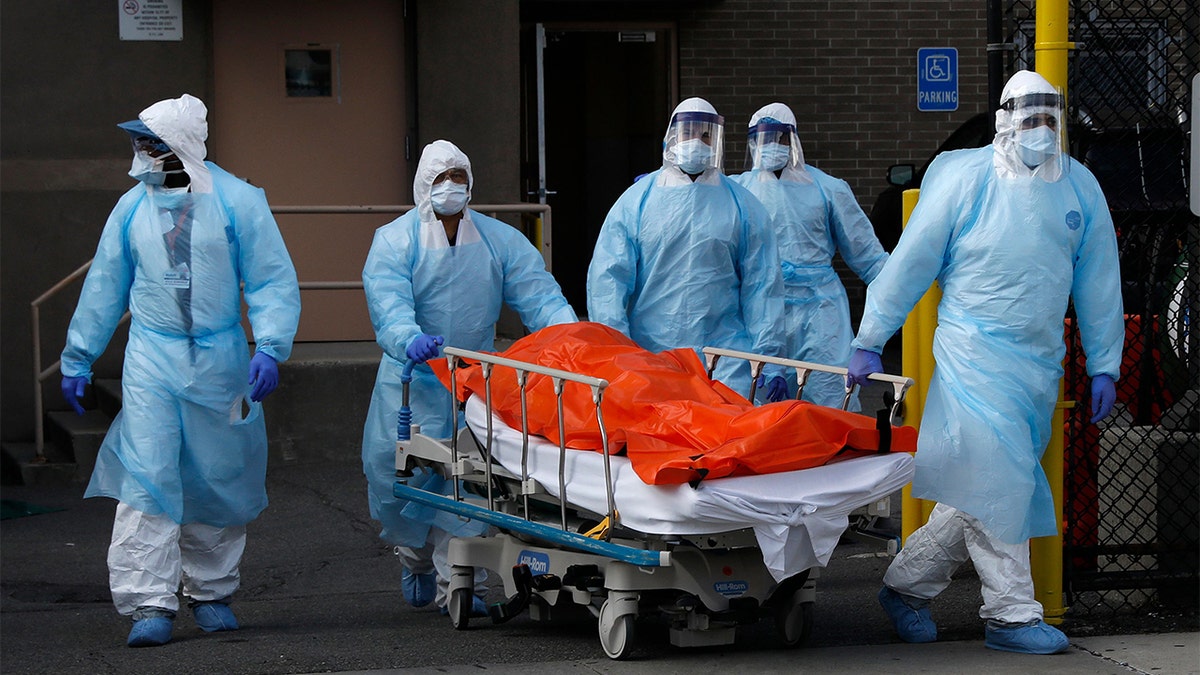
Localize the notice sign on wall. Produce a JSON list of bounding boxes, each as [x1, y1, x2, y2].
[[916, 47, 958, 111], [119, 0, 182, 41]]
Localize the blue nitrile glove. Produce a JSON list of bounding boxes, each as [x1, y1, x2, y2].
[[248, 352, 279, 402], [764, 375, 789, 402], [61, 375, 89, 416], [846, 349, 883, 389], [405, 333, 444, 364], [1090, 374, 1116, 424]]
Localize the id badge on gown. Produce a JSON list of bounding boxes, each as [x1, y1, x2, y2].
[[163, 262, 191, 289]]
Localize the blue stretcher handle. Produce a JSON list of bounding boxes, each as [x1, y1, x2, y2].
[[397, 360, 416, 441]]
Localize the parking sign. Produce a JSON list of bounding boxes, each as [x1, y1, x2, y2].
[[917, 48, 958, 111]]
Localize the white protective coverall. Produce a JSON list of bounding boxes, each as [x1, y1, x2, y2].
[[61, 94, 300, 616], [732, 102, 888, 409], [587, 97, 786, 392], [852, 72, 1123, 621], [361, 140, 577, 606]]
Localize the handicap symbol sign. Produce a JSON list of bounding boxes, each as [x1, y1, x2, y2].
[[917, 47, 958, 111], [925, 55, 951, 81]]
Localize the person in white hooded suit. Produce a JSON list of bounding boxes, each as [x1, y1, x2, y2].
[[60, 94, 300, 647], [846, 71, 1123, 655], [587, 97, 789, 400], [361, 140, 577, 615], [732, 102, 889, 408]]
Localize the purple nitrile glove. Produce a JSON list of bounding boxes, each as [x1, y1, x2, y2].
[[765, 375, 789, 402], [1090, 374, 1116, 424], [846, 349, 883, 389], [248, 352, 279, 402], [405, 333, 444, 364], [61, 375, 89, 415]]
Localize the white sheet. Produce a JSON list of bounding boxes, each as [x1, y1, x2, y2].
[[464, 397, 914, 580]]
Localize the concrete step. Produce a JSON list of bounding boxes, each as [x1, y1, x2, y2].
[[30, 342, 407, 478], [0, 441, 78, 487], [44, 410, 111, 482], [262, 341, 383, 464], [94, 378, 123, 418]]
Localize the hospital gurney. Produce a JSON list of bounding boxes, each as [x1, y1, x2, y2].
[[392, 345, 916, 659]]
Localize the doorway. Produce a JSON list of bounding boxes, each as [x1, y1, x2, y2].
[[211, 0, 409, 341], [527, 24, 675, 316]]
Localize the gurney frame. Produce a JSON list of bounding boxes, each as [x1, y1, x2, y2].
[[392, 345, 913, 659]]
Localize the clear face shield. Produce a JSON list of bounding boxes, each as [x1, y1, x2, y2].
[[746, 120, 803, 172], [663, 111, 724, 175], [128, 135, 184, 185], [997, 90, 1069, 180]]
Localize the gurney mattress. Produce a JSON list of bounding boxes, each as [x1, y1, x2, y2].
[[465, 397, 914, 579]]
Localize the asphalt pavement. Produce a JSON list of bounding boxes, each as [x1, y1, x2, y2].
[[3, 453, 1197, 675]]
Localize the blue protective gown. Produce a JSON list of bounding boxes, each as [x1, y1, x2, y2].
[[62, 163, 301, 527], [853, 147, 1123, 544], [361, 209, 577, 547], [587, 167, 786, 391], [732, 166, 888, 408]]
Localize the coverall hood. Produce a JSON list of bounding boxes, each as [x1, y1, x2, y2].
[[662, 97, 724, 175], [414, 140, 474, 228], [137, 94, 213, 194], [747, 102, 809, 182], [993, 70, 1067, 182]]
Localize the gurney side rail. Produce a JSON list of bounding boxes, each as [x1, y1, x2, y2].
[[701, 346, 914, 421], [443, 346, 618, 537], [392, 480, 670, 568]]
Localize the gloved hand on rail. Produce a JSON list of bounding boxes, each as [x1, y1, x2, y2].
[[61, 375, 89, 416], [1089, 373, 1116, 424], [248, 352, 279, 402], [406, 333, 445, 364], [845, 348, 883, 389], [762, 375, 789, 402]]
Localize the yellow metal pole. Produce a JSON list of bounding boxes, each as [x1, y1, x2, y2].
[[900, 188, 939, 540], [1033, 1, 1073, 93], [1031, 0, 1072, 624], [1033, 384, 1074, 625]]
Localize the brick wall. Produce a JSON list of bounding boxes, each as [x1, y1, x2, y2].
[[673, 0, 991, 316], [676, 0, 990, 211]]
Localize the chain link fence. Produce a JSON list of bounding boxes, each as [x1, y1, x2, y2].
[[1008, 0, 1198, 617]]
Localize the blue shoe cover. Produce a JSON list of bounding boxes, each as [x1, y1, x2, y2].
[[985, 619, 1069, 654], [127, 617, 173, 647], [402, 568, 436, 608], [192, 602, 240, 632], [878, 586, 937, 643]]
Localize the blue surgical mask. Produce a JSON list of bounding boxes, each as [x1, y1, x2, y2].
[[1015, 126, 1058, 167], [129, 150, 168, 185], [674, 138, 714, 175], [756, 142, 791, 171], [430, 181, 469, 216]]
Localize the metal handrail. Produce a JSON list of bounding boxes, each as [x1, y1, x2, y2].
[[29, 202, 553, 459], [271, 203, 554, 270]]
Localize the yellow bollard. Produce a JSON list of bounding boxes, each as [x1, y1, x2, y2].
[[1031, 384, 1074, 625], [1034, 0, 1073, 95], [1031, 0, 1073, 624], [899, 188, 939, 540]]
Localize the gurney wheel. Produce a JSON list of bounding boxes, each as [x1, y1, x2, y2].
[[598, 598, 637, 660], [448, 587, 473, 630], [775, 595, 813, 647]]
